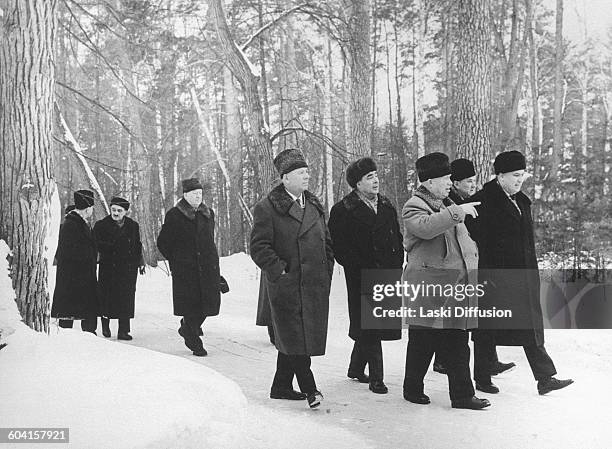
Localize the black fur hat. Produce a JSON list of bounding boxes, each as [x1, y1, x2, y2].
[[74, 190, 94, 210], [346, 157, 377, 188], [494, 151, 526, 174], [110, 196, 130, 211], [416, 152, 451, 182], [273, 148, 308, 177], [450, 158, 476, 181]]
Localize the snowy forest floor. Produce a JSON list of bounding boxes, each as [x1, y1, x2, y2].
[[3, 251, 612, 449], [128, 253, 610, 449]]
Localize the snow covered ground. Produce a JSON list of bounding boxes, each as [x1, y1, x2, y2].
[[2, 247, 612, 448]]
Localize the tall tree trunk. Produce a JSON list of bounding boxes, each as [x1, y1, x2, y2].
[[210, 0, 275, 197], [346, 0, 372, 157], [224, 67, 245, 253], [0, 0, 58, 332], [325, 40, 335, 211], [551, 0, 564, 179], [413, 0, 426, 158], [453, 0, 492, 184]]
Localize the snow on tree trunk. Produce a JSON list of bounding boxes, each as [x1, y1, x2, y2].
[[453, 0, 492, 185], [0, 0, 58, 332]]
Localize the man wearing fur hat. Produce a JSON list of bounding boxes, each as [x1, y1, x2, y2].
[[430, 158, 516, 378], [157, 178, 221, 357], [94, 197, 144, 340], [401, 153, 491, 410], [468, 150, 573, 395], [328, 157, 403, 394], [51, 189, 99, 333], [250, 148, 334, 409]]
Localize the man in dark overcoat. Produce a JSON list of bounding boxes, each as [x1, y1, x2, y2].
[[94, 196, 144, 340], [250, 148, 334, 409], [432, 158, 515, 381], [157, 178, 221, 357], [328, 157, 403, 394], [51, 189, 98, 333], [468, 151, 573, 395]]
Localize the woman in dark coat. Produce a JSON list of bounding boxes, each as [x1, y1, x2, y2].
[[51, 190, 98, 333], [468, 150, 573, 395], [328, 157, 403, 394], [157, 178, 220, 356], [93, 197, 143, 340]]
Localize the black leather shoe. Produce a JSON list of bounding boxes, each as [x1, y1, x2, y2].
[[403, 392, 431, 405], [102, 321, 111, 338], [307, 390, 323, 408], [179, 325, 203, 352], [451, 396, 491, 410], [117, 332, 133, 341], [490, 361, 516, 376], [433, 362, 447, 374], [192, 347, 208, 357], [270, 389, 307, 400], [476, 382, 499, 394], [347, 371, 370, 383], [369, 380, 388, 394], [537, 377, 574, 395]]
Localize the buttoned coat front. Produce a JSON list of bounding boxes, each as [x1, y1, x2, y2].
[[250, 184, 334, 356], [402, 195, 479, 329]]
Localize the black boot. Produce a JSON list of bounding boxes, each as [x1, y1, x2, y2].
[[451, 396, 491, 410], [537, 377, 574, 395], [101, 318, 111, 338]]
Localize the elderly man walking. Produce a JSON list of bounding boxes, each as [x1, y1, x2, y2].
[[401, 152, 490, 410], [328, 157, 403, 394], [157, 178, 221, 357], [468, 151, 573, 395], [250, 148, 334, 409]]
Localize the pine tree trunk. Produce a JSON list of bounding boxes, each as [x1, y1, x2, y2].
[[453, 0, 492, 184], [0, 0, 58, 332], [551, 0, 564, 179], [347, 0, 372, 157]]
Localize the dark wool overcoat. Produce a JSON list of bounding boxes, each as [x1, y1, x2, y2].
[[328, 191, 403, 342], [157, 199, 221, 317], [51, 211, 98, 319], [250, 184, 334, 356], [467, 179, 545, 346], [93, 215, 142, 319]]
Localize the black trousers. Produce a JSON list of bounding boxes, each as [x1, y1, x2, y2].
[[473, 331, 557, 383], [58, 318, 97, 333], [182, 315, 206, 335], [272, 352, 317, 395], [404, 326, 475, 401], [348, 338, 384, 381], [101, 317, 131, 333], [435, 341, 499, 367]]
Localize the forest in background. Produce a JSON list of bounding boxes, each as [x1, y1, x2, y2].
[[2, 0, 612, 330]]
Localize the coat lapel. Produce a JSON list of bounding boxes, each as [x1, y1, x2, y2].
[[288, 200, 304, 223], [485, 180, 521, 222], [298, 201, 319, 236]]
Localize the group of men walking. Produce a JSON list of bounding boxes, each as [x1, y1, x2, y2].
[[51, 146, 573, 412], [251, 148, 573, 410]]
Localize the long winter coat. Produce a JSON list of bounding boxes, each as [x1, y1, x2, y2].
[[51, 211, 98, 320], [328, 191, 403, 342], [157, 199, 221, 317], [467, 179, 545, 346], [402, 194, 479, 329], [250, 184, 334, 356], [93, 215, 142, 319]]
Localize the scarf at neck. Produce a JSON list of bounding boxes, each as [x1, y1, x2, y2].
[[414, 185, 452, 212]]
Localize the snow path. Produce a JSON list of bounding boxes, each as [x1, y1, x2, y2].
[[107, 254, 612, 449]]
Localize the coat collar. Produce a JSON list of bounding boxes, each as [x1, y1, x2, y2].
[[267, 183, 325, 217], [341, 190, 395, 230], [66, 210, 93, 238], [176, 198, 212, 221], [481, 179, 531, 221]]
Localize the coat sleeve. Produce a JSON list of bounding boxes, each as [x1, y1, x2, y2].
[[133, 222, 144, 265], [250, 201, 286, 281], [156, 210, 175, 261], [392, 206, 405, 267], [402, 201, 465, 241], [328, 204, 367, 268]]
